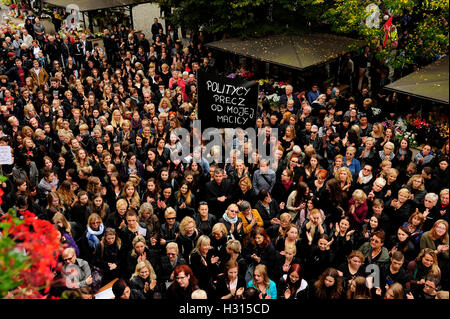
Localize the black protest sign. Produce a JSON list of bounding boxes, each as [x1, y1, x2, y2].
[[197, 71, 258, 129]]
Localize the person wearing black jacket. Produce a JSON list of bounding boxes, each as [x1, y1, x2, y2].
[[160, 242, 187, 283], [188, 235, 219, 296], [205, 168, 233, 219], [44, 36, 61, 65], [105, 198, 128, 231], [242, 226, 279, 281], [118, 210, 149, 254], [384, 188, 415, 237], [254, 189, 282, 229], [214, 260, 246, 300], [231, 177, 258, 208], [123, 235, 162, 280], [193, 202, 217, 236], [92, 227, 124, 285], [209, 223, 229, 263], [303, 233, 335, 283], [166, 265, 199, 301], [159, 207, 181, 252], [129, 260, 165, 299], [271, 168, 297, 205], [176, 216, 202, 262], [330, 217, 356, 267]]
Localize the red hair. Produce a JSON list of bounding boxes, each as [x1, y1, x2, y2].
[[173, 264, 198, 286]]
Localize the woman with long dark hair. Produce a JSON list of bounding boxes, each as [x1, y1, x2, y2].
[[309, 267, 344, 299], [278, 263, 308, 299]]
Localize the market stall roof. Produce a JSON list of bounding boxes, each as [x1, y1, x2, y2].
[[384, 56, 449, 105], [43, 0, 147, 12], [205, 33, 366, 71]]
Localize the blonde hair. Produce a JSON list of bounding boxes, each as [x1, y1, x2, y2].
[[166, 242, 179, 253], [212, 223, 228, 237], [371, 123, 384, 138], [131, 235, 148, 257], [335, 167, 353, 184], [253, 264, 270, 287], [87, 213, 103, 228], [191, 289, 207, 299], [116, 198, 128, 209], [280, 213, 292, 223], [398, 188, 411, 197], [284, 242, 297, 255], [164, 207, 177, 218], [111, 109, 124, 128], [352, 189, 367, 202], [121, 180, 140, 208], [387, 168, 399, 178], [226, 239, 242, 254], [179, 216, 196, 236], [407, 174, 425, 191], [131, 260, 157, 281], [190, 235, 210, 257], [52, 212, 72, 236]]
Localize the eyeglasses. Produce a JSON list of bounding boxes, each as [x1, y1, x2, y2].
[[63, 256, 74, 262], [311, 131, 318, 134], [370, 238, 381, 244], [167, 253, 176, 256], [167, 217, 176, 220], [176, 276, 186, 280], [424, 283, 436, 290]]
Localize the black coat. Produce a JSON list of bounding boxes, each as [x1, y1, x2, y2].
[[92, 242, 124, 283], [189, 250, 219, 292], [177, 231, 202, 261], [166, 282, 198, 301], [160, 255, 187, 282], [231, 188, 258, 208], [254, 200, 281, 228], [129, 274, 165, 299], [302, 244, 334, 282], [159, 222, 180, 248], [194, 213, 217, 237], [214, 275, 246, 299], [218, 217, 244, 243], [384, 200, 414, 237], [205, 179, 233, 218], [242, 241, 279, 279], [124, 247, 162, 280]]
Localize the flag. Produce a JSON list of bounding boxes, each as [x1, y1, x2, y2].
[[383, 16, 393, 47]]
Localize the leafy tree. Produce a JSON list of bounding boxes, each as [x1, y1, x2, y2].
[[155, 0, 330, 38], [323, 0, 449, 68]]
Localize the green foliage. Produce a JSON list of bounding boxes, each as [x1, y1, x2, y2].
[[0, 210, 30, 298], [156, 0, 330, 38], [323, 0, 449, 68]]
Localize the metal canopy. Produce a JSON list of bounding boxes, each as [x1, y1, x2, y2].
[[384, 56, 449, 105], [205, 33, 366, 71]]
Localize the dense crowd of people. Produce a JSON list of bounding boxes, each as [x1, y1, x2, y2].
[[0, 11, 449, 301]]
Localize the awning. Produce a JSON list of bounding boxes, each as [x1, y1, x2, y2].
[[205, 33, 366, 71], [384, 56, 449, 105], [43, 0, 146, 12]]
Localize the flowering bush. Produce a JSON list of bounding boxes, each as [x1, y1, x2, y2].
[[381, 119, 395, 130], [0, 201, 62, 298], [395, 127, 418, 148]]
